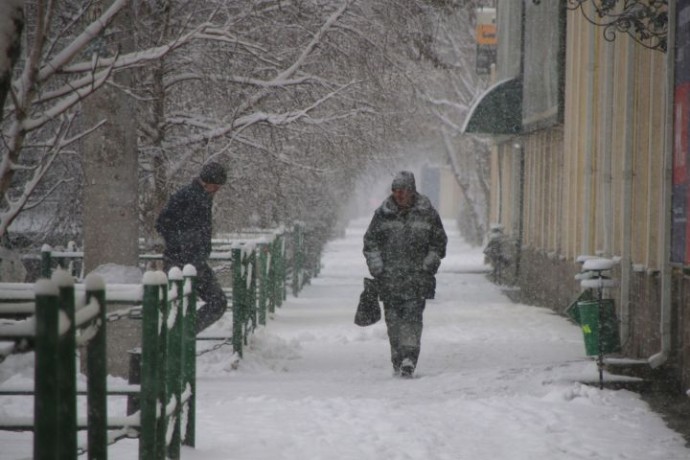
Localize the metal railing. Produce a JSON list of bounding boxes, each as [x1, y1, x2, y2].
[[0, 223, 315, 458], [35, 224, 311, 358], [0, 268, 198, 459]]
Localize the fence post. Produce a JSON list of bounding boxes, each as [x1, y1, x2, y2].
[[167, 267, 184, 460], [127, 348, 141, 415], [292, 223, 302, 297], [280, 234, 287, 302], [85, 274, 107, 460], [258, 243, 268, 326], [247, 249, 257, 339], [273, 236, 285, 308], [40, 245, 52, 278], [267, 240, 277, 314], [155, 274, 169, 460], [53, 270, 77, 459], [182, 265, 197, 447], [232, 248, 244, 357], [34, 280, 59, 460], [140, 271, 163, 459]]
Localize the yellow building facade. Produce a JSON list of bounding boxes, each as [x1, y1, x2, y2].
[[469, 2, 690, 390]]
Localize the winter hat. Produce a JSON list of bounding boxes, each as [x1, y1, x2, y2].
[[199, 161, 227, 185], [391, 170, 416, 191]]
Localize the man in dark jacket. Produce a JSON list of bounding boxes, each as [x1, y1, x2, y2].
[[363, 171, 448, 378], [156, 161, 228, 334]]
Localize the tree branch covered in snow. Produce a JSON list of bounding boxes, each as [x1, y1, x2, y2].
[[1, 0, 490, 254], [408, 1, 492, 244]]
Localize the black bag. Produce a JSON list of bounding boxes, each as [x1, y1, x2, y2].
[[354, 278, 381, 326]]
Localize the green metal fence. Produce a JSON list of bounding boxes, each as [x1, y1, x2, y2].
[[36, 224, 310, 358], [0, 271, 110, 459], [0, 268, 198, 459], [0, 223, 315, 458]]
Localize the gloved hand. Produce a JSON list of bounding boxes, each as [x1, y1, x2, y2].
[[423, 251, 441, 274], [367, 253, 384, 278]]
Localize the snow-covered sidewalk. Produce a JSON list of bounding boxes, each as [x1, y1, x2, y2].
[[3, 219, 689, 459]]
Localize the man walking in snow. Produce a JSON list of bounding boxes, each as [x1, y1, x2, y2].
[[363, 171, 447, 378], [156, 161, 229, 334]]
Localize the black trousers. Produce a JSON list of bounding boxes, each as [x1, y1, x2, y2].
[[163, 258, 228, 334]]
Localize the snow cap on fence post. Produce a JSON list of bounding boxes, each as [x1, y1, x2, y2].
[[35, 279, 59, 296], [183, 264, 197, 277], [143, 270, 167, 286], [51, 268, 74, 287], [168, 266, 183, 282]]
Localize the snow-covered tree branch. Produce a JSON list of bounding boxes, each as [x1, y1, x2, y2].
[[2, 0, 490, 259]]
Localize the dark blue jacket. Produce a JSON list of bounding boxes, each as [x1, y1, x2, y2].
[[155, 180, 213, 266]]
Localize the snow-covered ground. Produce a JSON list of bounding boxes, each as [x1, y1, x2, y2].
[[1, 219, 689, 459]]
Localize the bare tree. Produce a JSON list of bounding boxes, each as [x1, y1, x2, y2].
[[138, 0, 424, 238], [0, 0, 209, 242], [406, 1, 492, 244], [1, 0, 489, 261]]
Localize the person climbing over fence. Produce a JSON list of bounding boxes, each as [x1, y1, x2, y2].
[[156, 161, 228, 334], [363, 170, 447, 378]]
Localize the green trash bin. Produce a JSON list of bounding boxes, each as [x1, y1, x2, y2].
[[565, 289, 596, 325], [577, 299, 621, 356]]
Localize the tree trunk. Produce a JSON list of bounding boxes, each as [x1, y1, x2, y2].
[[80, 4, 139, 378], [81, 2, 138, 274], [82, 85, 139, 273]]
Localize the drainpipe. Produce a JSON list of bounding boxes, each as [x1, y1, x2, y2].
[[649, 0, 676, 369], [620, 37, 635, 346]]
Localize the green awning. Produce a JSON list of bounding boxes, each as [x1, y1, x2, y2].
[[462, 77, 522, 135]]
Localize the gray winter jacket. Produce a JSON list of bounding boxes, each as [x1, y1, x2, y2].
[[363, 193, 447, 301]]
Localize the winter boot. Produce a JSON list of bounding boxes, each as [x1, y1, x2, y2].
[[400, 358, 415, 378]]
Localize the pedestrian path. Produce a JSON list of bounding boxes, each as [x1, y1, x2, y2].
[[106, 219, 688, 460]]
